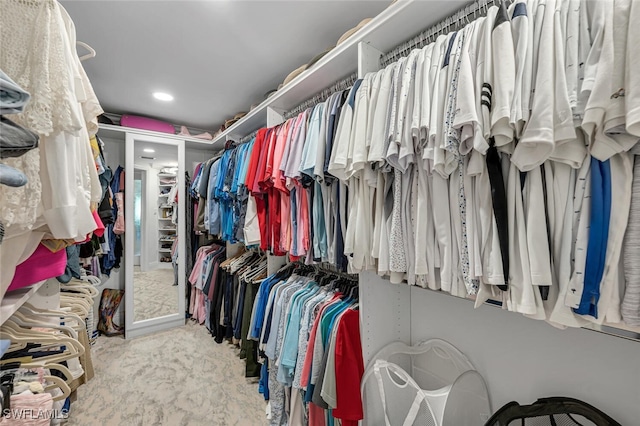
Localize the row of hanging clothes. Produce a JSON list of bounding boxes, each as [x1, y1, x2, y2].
[[187, 245, 267, 357], [65, 140, 125, 281], [195, 0, 640, 330], [247, 263, 363, 426], [190, 121, 354, 270], [185, 246, 364, 426], [318, 0, 640, 330], [0, 279, 98, 425]]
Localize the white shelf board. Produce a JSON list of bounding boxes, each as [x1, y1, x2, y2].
[[390, 276, 640, 342], [210, 0, 468, 147], [158, 173, 177, 177], [158, 249, 172, 253], [159, 228, 177, 231], [1, 281, 46, 325], [158, 184, 173, 187], [158, 217, 172, 220], [97, 123, 216, 151]]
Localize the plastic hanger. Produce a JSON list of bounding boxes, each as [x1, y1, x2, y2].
[[0, 326, 85, 365], [43, 374, 72, 401], [76, 41, 96, 62], [8, 312, 79, 340], [19, 304, 86, 331]]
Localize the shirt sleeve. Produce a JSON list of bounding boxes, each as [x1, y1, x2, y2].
[[332, 309, 364, 423]]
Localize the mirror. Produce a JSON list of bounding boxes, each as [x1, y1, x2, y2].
[[125, 134, 185, 337]]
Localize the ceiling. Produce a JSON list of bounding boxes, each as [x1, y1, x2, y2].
[[60, 0, 391, 132], [134, 141, 178, 170]]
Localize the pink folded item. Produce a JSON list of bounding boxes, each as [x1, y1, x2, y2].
[[92, 210, 105, 237], [179, 126, 213, 140], [79, 210, 105, 242], [7, 243, 67, 292], [121, 114, 175, 134]]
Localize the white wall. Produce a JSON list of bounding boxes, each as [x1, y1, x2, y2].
[[360, 273, 640, 425], [186, 148, 212, 176], [101, 137, 125, 174]]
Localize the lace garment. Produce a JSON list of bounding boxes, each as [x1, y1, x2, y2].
[[0, 149, 41, 229], [0, 0, 82, 136]]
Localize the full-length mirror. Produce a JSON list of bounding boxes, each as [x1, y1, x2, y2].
[[125, 134, 185, 338]]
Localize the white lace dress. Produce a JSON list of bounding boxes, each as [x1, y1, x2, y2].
[[0, 0, 103, 238]]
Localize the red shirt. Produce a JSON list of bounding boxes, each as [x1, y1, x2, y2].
[[333, 309, 364, 425], [244, 128, 266, 193]]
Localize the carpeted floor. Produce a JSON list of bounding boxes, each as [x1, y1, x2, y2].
[[133, 267, 179, 322], [67, 322, 267, 426]]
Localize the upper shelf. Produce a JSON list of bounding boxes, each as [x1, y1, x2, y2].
[[1, 281, 45, 326], [211, 0, 469, 148], [98, 123, 217, 151]]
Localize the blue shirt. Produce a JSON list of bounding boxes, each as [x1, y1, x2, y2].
[[207, 159, 222, 235], [575, 158, 611, 317]]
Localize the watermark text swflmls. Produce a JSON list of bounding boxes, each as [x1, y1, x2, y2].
[[2, 408, 69, 420]]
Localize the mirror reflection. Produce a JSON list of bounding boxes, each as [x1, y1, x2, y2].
[[133, 141, 180, 322]]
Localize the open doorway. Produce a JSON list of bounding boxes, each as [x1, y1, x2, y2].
[[133, 169, 145, 268]]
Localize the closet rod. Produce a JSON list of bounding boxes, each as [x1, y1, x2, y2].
[[380, 0, 505, 67], [283, 72, 357, 120], [239, 130, 258, 144], [309, 262, 359, 282]]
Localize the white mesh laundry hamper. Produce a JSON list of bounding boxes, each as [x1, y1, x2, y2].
[[361, 339, 491, 426]]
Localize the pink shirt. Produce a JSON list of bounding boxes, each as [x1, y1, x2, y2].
[[295, 183, 310, 256], [272, 120, 293, 193], [8, 244, 66, 292], [300, 295, 342, 388], [284, 110, 310, 186], [280, 193, 292, 254], [279, 114, 302, 182]]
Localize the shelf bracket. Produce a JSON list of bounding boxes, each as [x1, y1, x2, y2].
[[358, 41, 383, 78], [267, 107, 285, 127]]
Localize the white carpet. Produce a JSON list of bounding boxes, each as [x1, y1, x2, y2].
[[67, 322, 267, 425], [133, 267, 179, 322]]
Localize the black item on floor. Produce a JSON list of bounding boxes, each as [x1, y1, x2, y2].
[[485, 397, 621, 426]]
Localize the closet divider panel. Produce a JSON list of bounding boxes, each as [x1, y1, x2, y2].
[[359, 271, 410, 367], [358, 42, 383, 78], [27, 280, 60, 312], [0, 281, 47, 325]]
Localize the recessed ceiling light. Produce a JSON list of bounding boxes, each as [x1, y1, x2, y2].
[[153, 92, 174, 101], [143, 148, 155, 153]]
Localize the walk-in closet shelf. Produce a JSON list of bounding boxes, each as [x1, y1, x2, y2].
[[213, 0, 468, 147], [1, 281, 45, 325], [1, 280, 60, 326]]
